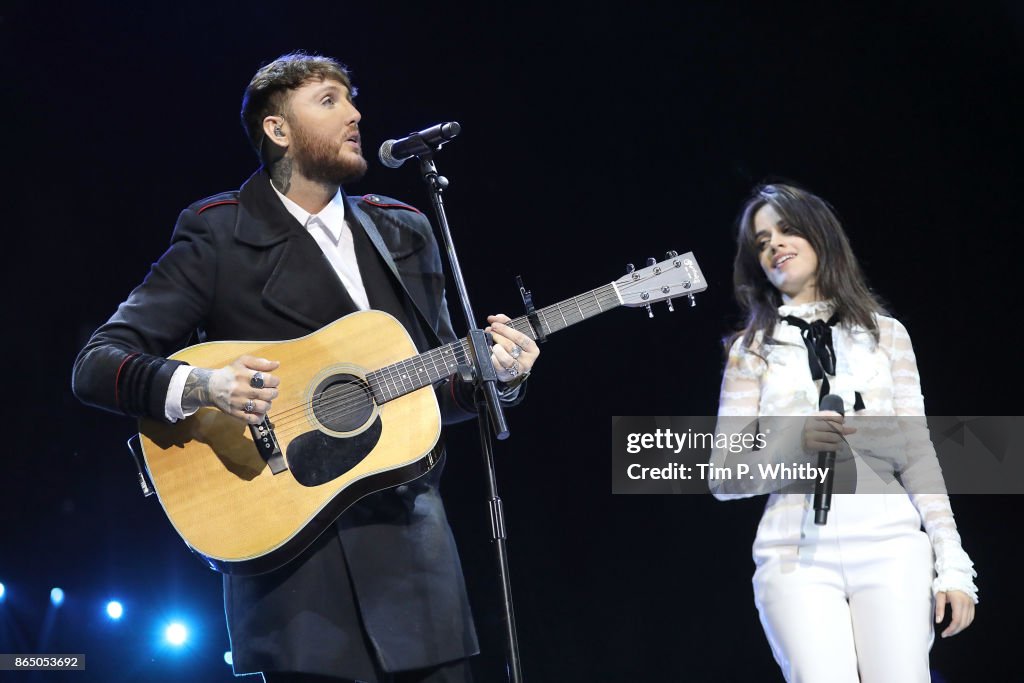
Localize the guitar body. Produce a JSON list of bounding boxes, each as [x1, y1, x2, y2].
[[138, 310, 442, 575], [130, 250, 707, 575]]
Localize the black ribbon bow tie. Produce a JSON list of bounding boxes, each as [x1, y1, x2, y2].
[[781, 312, 863, 411], [782, 313, 839, 380]]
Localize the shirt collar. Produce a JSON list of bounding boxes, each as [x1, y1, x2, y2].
[[777, 300, 834, 322], [271, 184, 347, 242]]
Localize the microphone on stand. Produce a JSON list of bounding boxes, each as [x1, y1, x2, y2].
[[378, 122, 461, 168], [813, 394, 845, 525]]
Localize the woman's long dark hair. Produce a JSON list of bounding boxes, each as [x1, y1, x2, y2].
[[729, 183, 884, 354]]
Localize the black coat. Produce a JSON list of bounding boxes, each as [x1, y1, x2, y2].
[[73, 170, 501, 677]]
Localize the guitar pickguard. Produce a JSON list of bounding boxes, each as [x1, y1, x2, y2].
[[287, 417, 383, 487]]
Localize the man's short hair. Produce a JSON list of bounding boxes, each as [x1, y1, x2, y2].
[[240, 52, 354, 156]]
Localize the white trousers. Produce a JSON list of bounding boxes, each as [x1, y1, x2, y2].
[[752, 494, 935, 683]]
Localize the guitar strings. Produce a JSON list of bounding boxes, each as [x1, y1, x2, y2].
[[267, 346, 475, 437], [265, 307, 552, 432], [184, 291, 612, 434], [241, 333, 478, 435], [284, 274, 693, 430], [265, 329, 480, 434], [229, 288, 625, 433], [264, 292, 620, 433], [177, 275, 674, 433], [263, 296, 596, 430]]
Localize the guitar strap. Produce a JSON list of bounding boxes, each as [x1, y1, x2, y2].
[[347, 199, 444, 350], [349, 213, 435, 354]]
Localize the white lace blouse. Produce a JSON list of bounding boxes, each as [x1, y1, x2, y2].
[[711, 301, 978, 602]]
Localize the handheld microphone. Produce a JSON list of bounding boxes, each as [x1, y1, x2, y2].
[[378, 122, 461, 168], [813, 394, 845, 525]]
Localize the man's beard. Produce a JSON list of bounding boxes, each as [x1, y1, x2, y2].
[[290, 122, 368, 186]]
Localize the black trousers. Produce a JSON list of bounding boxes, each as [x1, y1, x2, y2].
[[260, 657, 473, 683]]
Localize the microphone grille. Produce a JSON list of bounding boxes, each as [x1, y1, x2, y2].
[[819, 394, 845, 416], [378, 139, 404, 168]]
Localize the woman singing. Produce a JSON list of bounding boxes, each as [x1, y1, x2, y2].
[[710, 183, 977, 682]]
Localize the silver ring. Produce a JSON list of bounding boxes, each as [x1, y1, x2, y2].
[[250, 372, 265, 389], [510, 345, 522, 359], [506, 365, 519, 378], [244, 399, 255, 414]]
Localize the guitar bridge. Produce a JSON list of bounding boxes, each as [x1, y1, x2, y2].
[[250, 417, 287, 474]]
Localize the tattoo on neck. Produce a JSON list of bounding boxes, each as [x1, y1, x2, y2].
[[270, 158, 293, 194], [182, 367, 214, 413]]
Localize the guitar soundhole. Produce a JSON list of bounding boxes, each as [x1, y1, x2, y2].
[[311, 373, 375, 433]]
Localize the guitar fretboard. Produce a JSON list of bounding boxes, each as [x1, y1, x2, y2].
[[366, 282, 621, 403]]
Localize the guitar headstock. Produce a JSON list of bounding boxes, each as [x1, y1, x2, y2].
[[613, 251, 708, 314]]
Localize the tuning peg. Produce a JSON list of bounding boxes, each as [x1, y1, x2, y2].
[[665, 250, 678, 259], [667, 299, 675, 313], [638, 290, 655, 317], [645, 256, 665, 279], [626, 263, 635, 273], [689, 294, 696, 307]]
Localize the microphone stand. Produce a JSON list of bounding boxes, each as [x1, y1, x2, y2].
[[415, 151, 524, 683]]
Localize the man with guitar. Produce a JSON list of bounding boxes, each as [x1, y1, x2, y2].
[[73, 52, 539, 683]]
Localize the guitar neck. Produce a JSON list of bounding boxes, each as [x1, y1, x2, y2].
[[507, 282, 622, 340], [366, 282, 622, 404]]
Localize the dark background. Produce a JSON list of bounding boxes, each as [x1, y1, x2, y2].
[[3, 1, 1020, 681]]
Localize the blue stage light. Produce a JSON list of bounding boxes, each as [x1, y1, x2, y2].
[[106, 601, 124, 619], [0, 582, 5, 602], [164, 622, 188, 646], [50, 587, 65, 607], [224, 651, 233, 666]]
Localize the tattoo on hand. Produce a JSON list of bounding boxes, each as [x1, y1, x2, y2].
[[182, 368, 214, 412], [270, 157, 292, 194]]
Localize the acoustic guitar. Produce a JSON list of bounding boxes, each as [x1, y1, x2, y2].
[[136, 252, 707, 574]]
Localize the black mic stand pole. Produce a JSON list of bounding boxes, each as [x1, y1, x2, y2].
[[416, 152, 524, 683]]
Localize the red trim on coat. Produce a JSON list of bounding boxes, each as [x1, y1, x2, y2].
[[361, 195, 423, 215], [114, 353, 140, 410], [197, 199, 239, 214]]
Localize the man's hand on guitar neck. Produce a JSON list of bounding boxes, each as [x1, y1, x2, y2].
[[182, 355, 281, 424], [485, 314, 540, 388]]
